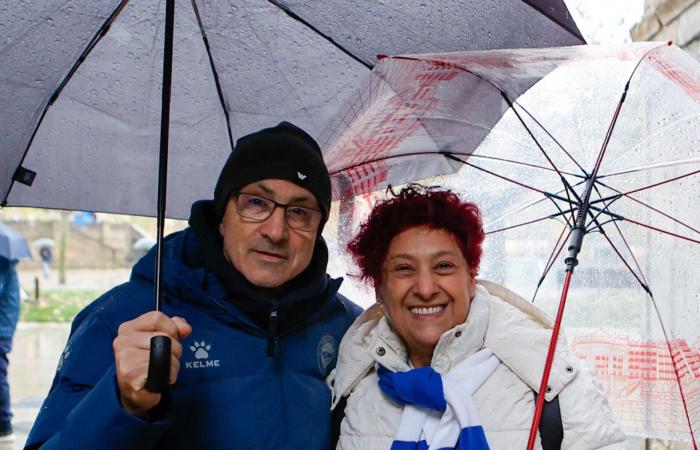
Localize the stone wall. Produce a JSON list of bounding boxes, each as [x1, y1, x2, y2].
[[6, 220, 148, 269], [632, 0, 700, 59]]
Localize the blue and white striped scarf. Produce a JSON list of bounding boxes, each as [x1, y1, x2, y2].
[[378, 348, 499, 450]]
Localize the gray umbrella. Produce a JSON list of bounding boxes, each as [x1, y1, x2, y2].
[[0, 0, 585, 393], [0, 222, 31, 261], [1, 0, 583, 219]]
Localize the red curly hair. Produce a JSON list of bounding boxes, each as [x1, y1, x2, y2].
[[347, 185, 485, 287]]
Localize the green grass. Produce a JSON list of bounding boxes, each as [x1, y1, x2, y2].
[[21, 289, 103, 323]]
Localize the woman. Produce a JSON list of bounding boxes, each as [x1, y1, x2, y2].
[[330, 185, 627, 449]]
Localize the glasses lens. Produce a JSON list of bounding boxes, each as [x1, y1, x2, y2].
[[236, 194, 273, 220], [285, 206, 321, 231], [235, 193, 321, 231]]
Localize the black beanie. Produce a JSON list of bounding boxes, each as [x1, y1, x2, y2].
[[213, 122, 332, 231]]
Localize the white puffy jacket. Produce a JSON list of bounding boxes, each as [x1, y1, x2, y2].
[[329, 281, 628, 450]]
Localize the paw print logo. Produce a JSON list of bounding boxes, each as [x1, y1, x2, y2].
[[190, 340, 211, 360]]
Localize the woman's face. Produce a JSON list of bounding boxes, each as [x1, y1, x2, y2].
[[377, 226, 476, 367]]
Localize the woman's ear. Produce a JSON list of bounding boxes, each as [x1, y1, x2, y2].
[[374, 286, 383, 305], [467, 272, 477, 300]]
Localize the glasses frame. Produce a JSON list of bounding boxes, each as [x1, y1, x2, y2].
[[232, 191, 322, 232]]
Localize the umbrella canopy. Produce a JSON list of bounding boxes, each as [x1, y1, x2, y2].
[[320, 43, 700, 444], [133, 237, 157, 251], [1, 0, 584, 219], [32, 238, 55, 249], [0, 222, 32, 261]]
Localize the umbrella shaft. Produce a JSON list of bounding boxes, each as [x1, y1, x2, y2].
[[526, 270, 574, 450], [154, 0, 175, 311]]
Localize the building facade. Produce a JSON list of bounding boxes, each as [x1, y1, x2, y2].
[[632, 0, 700, 59]]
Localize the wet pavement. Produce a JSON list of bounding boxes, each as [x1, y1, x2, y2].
[[10, 268, 129, 450], [9, 322, 70, 450]]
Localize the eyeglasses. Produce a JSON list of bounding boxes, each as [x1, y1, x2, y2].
[[233, 192, 322, 232]]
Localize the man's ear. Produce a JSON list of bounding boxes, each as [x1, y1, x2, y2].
[[218, 221, 225, 237]]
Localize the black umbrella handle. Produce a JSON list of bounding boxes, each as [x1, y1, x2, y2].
[[145, 335, 171, 393], [146, 0, 175, 394]]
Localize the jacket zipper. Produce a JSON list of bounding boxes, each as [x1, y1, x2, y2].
[[266, 308, 278, 357]]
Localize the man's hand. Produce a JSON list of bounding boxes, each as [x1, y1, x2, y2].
[[113, 311, 192, 417]]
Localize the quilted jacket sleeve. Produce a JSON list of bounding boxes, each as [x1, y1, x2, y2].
[[24, 301, 172, 450]]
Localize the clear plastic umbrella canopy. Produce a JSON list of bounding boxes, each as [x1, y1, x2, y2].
[[0, 0, 583, 219], [320, 42, 700, 444]]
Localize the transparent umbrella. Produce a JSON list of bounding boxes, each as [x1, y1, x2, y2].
[[320, 42, 700, 447]]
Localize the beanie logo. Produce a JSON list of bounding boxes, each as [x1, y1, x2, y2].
[[297, 171, 307, 181]]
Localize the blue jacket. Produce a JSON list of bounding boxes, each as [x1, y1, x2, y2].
[[0, 256, 20, 340], [26, 209, 362, 449]]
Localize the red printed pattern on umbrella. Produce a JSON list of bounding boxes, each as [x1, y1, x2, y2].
[[331, 63, 459, 198], [647, 50, 700, 103], [571, 335, 700, 435]]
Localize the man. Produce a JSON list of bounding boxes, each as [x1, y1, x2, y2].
[[25, 122, 362, 449]]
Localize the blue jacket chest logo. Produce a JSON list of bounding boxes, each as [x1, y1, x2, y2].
[[185, 339, 222, 369], [317, 335, 337, 376]]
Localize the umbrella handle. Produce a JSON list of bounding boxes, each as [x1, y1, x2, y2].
[[145, 335, 171, 393]]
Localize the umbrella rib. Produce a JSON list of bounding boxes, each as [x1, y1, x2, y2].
[[592, 185, 650, 286], [265, 0, 372, 69], [619, 217, 700, 244], [485, 178, 588, 231], [558, 175, 584, 227], [546, 196, 576, 229], [599, 158, 700, 179], [190, 0, 235, 152], [618, 169, 700, 197], [520, 0, 586, 43], [444, 154, 545, 194], [532, 225, 572, 303], [584, 193, 624, 234], [583, 44, 670, 209], [3, 0, 129, 206], [600, 228, 651, 295], [512, 100, 588, 175], [485, 215, 553, 235], [329, 150, 571, 180], [500, 93, 570, 181], [545, 191, 625, 222], [595, 179, 700, 236], [451, 152, 579, 175]]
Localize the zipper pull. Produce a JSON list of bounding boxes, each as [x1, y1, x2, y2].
[[266, 309, 278, 357]]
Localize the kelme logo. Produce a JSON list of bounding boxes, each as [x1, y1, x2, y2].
[[185, 339, 221, 369]]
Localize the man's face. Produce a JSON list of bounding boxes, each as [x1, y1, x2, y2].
[[377, 226, 476, 367], [218, 179, 319, 288]]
